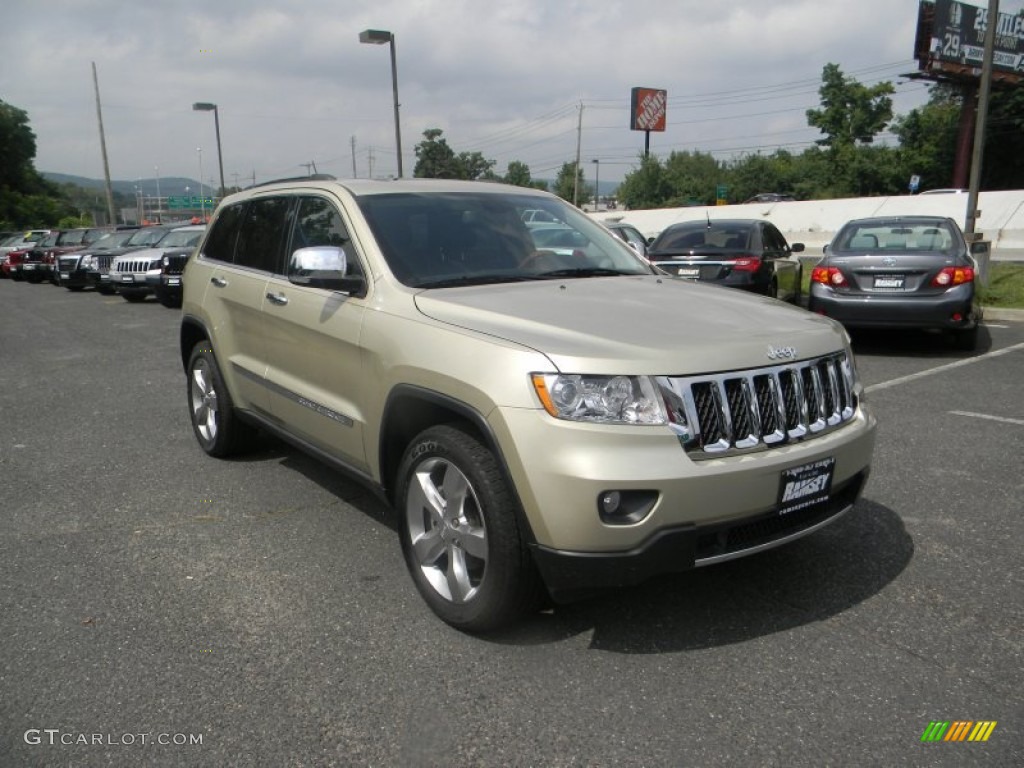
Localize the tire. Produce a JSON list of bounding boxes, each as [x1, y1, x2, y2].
[[396, 424, 542, 632], [767, 278, 779, 299], [951, 326, 978, 352], [187, 340, 257, 457], [122, 291, 148, 303], [97, 285, 116, 295]]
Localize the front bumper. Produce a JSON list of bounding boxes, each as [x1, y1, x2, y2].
[[808, 283, 979, 330], [493, 401, 876, 594], [532, 468, 868, 597]]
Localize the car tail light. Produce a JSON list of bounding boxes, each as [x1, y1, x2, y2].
[[811, 265, 847, 286], [931, 266, 974, 287], [729, 256, 761, 272]]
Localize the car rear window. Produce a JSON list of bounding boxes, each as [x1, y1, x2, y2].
[[836, 222, 955, 253]]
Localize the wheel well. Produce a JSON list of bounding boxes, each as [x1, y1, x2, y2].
[[379, 390, 490, 504], [179, 319, 208, 373]]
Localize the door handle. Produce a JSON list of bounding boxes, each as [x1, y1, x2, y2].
[[210, 276, 227, 287], [265, 292, 289, 306]]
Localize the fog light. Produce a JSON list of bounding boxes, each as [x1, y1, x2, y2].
[[952, 312, 963, 322], [600, 491, 621, 515], [597, 490, 659, 525]]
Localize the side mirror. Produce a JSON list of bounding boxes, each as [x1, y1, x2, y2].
[[822, 244, 829, 254], [791, 242, 805, 253], [288, 246, 364, 293]]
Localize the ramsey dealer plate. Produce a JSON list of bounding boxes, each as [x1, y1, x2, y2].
[[677, 267, 700, 278], [777, 457, 835, 516], [873, 275, 904, 289]]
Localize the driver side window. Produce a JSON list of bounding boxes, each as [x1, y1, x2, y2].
[[292, 197, 362, 278]]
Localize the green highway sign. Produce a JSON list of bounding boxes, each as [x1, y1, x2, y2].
[[167, 196, 215, 209]]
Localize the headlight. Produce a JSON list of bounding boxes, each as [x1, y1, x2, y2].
[[531, 373, 667, 425], [80, 255, 95, 269], [162, 255, 169, 267]]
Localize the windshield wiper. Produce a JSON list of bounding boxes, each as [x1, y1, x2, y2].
[[414, 274, 542, 289], [534, 267, 633, 278]]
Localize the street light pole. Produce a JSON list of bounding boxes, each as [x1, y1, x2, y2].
[[592, 159, 600, 211], [359, 29, 403, 178], [198, 147, 206, 221], [193, 102, 226, 196], [155, 165, 161, 223]]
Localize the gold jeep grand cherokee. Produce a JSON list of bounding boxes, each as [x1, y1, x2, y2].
[[180, 177, 876, 632]]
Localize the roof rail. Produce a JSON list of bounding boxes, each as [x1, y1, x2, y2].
[[247, 174, 337, 189]]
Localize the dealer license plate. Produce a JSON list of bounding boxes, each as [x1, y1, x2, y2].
[[23, 264, 35, 270], [677, 267, 700, 278], [60, 272, 69, 279], [778, 457, 835, 516], [121, 275, 134, 283], [873, 276, 904, 289]]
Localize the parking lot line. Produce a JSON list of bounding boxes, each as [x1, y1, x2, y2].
[[948, 411, 1024, 426], [864, 342, 1024, 394]]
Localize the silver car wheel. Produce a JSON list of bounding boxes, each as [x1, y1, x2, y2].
[[405, 457, 488, 604], [190, 358, 219, 443]]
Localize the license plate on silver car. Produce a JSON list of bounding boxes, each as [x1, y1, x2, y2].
[[778, 457, 835, 516]]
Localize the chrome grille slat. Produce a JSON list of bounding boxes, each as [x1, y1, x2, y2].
[[660, 352, 857, 458]]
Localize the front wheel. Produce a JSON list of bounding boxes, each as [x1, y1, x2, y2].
[[396, 424, 541, 632], [187, 340, 257, 457]]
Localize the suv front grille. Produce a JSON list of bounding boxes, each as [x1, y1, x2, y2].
[[115, 259, 158, 273], [59, 255, 80, 271], [659, 352, 857, 458]]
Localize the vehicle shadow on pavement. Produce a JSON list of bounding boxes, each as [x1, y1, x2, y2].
[[493, 498, 913, 652], [849, 325, 991, 357]]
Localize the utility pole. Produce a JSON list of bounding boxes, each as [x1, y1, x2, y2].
[[965, 0, 999, 238], [91, 62, 116, 226], [351, 136, 358, 178], [368, 147, 375, 179], [572, 101, 583, 206]]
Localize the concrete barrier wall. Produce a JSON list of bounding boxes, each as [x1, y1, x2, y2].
[[590, 191, 1024, 257]]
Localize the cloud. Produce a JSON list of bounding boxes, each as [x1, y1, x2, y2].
[[1, 0, 933, 184]]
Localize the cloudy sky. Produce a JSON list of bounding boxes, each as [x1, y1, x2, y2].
[[1, 0, 1018, 189]]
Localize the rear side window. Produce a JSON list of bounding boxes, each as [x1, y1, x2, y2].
[[202, 204, 245, 264], [235, 197, 293, 273]]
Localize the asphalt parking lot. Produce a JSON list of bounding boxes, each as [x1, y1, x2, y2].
[[1, 279, 1021, 767]]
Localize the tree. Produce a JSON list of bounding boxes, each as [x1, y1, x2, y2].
[[0, 100, 74, 228], [412, 128, 495, 180], [552, 161, 587, 204], [502, 160, 546, 190], [662, 150, 723, 206], [616, 155, 671, 209], [806, 64, 894, 150], [891, 85, 961, 192]]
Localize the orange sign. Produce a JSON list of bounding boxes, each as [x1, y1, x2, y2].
[[631, 88, 667, 132]]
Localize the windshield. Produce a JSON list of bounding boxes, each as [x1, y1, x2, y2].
[[356, 191, 651, 288], [91, 231, 135, 249], [128, 227, 169, 246], [162, 229, 203, 247], [58, 230, 88, 246], [832, 220, 958, 254], [40, 233, 60, 247]]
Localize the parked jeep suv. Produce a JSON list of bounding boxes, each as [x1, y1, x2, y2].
[[180, 178, 876, 631]]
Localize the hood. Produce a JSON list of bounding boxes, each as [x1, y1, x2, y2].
[[414, 275, 847, 374]]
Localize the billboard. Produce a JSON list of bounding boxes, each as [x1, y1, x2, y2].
[[630, 87, 667, 132], [920, 0, 1024, 77]]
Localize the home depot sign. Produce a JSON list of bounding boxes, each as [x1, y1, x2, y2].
[[630, 87, 667, 132]]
